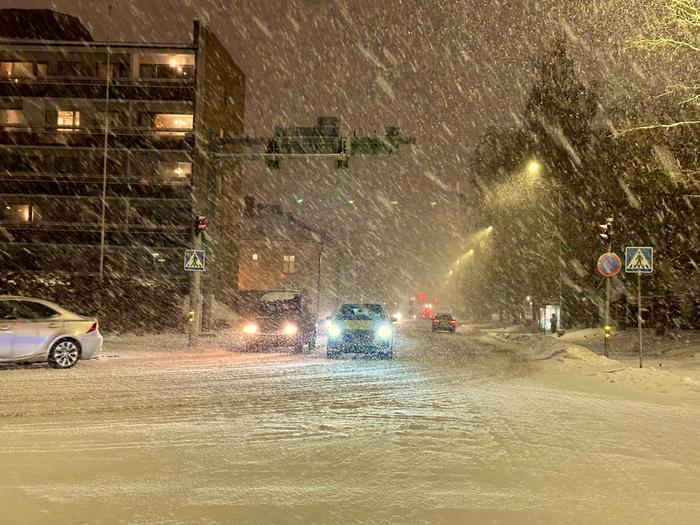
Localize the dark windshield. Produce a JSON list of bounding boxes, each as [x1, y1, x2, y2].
[[336, 304, 386, 321]]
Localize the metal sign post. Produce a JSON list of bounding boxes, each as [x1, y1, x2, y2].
[[625, 246, 653, 369], [596, 250, 621, 357]]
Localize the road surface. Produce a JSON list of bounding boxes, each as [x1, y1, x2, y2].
[[1, 322, 699, 524]]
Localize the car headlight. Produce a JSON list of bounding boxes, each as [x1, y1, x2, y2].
[[376, 323, 393, 339], [242, 322, 258, 335], [282, 322, 299, 336], [328, 323, 342, 338]]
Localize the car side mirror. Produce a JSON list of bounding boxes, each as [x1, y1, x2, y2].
[[390, 317, 397, 323]]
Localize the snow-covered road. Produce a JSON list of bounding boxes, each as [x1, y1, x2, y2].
[[1, 323, 699, 524]]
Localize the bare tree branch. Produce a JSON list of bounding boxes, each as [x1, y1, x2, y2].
[[612, 120, 700, 136]]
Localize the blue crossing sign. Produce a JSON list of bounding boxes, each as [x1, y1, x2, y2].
[[184, 249, 206, 271], [625, 246, 653, 273]]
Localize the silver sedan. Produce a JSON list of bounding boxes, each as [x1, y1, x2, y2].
[[0, 296, 103, 368]]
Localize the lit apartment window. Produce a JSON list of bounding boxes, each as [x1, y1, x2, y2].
[[57, 110, 80, 131], [137, 54, 195, 79], [154, 113, 193, 136], [252, 253, 259, 261], [0, 109, 26, 130], [0, 61, 46, 78], [283, 255, 296, 273], [156, 161, 192, 179], [2, 204, 40, 222]]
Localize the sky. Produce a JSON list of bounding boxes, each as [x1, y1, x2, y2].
[[1, 0, 663, 304]]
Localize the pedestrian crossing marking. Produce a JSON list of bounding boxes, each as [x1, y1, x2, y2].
[[184, 250, 206, 271]]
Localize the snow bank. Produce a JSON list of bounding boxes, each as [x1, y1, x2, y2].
[[485, 328, 700, 404]]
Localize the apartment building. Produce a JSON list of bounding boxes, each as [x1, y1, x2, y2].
[[0, 9, 245, 324]]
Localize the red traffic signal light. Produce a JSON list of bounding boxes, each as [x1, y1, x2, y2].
[[197, 215, 208, 230]]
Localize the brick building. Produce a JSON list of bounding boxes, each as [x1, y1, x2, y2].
[[0, 9, 244, 327]]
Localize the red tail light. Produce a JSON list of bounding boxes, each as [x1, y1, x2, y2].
[[433, 319, 439, 324], [450, 320, 456, 325], [86, 321, 98, 334]]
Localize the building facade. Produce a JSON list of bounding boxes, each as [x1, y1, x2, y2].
[[238, 197, 339, 316], [0, 10, 244, 327]]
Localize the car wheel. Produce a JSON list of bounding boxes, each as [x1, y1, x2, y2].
[[48, 339, 80, 369]]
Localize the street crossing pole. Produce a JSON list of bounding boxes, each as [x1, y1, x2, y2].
[[637, 272, 643, 368]]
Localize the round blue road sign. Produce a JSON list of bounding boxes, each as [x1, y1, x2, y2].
[[597, 252, 622, 277]]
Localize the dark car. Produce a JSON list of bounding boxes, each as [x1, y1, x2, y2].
[[327, 303, 395, 359], [432, 313, 456, 332], [239, 291, 316, 352]]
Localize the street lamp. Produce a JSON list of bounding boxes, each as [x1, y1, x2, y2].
[[527, 160, 541, 177], [528, 160, 563, 332]]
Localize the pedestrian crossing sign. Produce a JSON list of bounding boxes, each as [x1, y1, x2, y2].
[[625, 246, 653, 274], [184, 249, 206, 271]]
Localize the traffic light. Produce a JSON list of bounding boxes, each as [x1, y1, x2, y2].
[[604, 325, 611, 339], [336, 138, 350, 169], [266, 139, 280, 169], [597, 217, 613, 242], [196, 215, 208, 231]]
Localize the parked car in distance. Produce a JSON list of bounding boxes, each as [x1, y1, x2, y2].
[[432, 313, 457, 332], [0, 296, 102, 368]]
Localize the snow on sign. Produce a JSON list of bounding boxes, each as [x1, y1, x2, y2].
[[596, 252, 622, 277], [184, 249, 206, 271], [625, 246, 653, 274]]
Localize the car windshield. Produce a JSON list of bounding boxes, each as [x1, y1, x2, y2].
[[336, 304, 386, 321]]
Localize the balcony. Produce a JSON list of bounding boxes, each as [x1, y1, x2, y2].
[[0, 126, 194, 151], [0, 74, 195, 101]]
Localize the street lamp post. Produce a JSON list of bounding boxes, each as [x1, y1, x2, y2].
[[528, 159, 563, 332]]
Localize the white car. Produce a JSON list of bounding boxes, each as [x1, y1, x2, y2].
[[0, 296, 103, 368]]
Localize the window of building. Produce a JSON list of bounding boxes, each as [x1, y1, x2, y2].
[[156, 161, 192, 179], [57, 110, 80, 131], [98, 62, 127, 79], [252, 253, 259, 261], [2, 204, 40, 222], [96, 111, 123, 130], [283, 255, 296, 273], [137, 54, 195, 79], [56, 62, 92, 77], [153, 113, 193, 136], [0, 109, 26, 129], [0, 61, 46, 78]]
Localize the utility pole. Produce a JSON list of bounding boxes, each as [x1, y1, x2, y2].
[[188, 21, 206, 346], [98, 4, 112, 289]]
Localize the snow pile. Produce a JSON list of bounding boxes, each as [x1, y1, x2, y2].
[[557, 344, 611, 366], [485, 328, 700, 403]]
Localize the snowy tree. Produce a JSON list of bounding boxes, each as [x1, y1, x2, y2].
[[621, 0, 700, 134]]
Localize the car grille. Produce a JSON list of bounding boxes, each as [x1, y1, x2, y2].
[[342, 329, 374, 343]]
